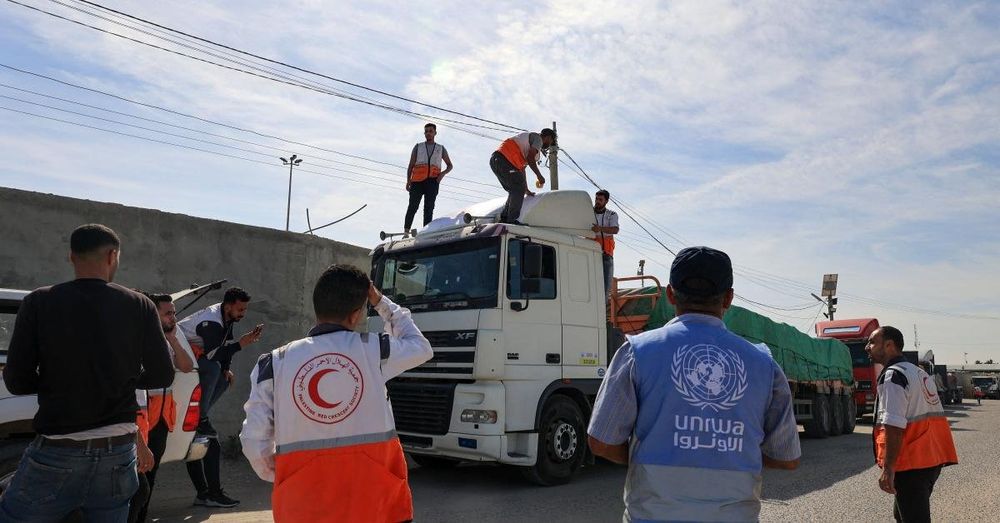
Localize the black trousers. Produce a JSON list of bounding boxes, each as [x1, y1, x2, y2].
[[490, 151, 527, 223], [404, 179, 440, 231], [133, 420, 169, 522], [893, 465, 942, 523], [186, 437, 223, 497]]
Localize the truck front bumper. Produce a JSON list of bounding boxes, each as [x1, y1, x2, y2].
[[399, 431, 537, 466]]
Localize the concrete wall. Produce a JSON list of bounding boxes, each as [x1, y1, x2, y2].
[[0, 187, 370, 438]]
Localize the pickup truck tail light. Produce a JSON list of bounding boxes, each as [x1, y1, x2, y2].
[[182, 385, 202, 432]]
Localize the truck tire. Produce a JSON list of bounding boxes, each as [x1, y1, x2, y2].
[[802, 394, 830, 438], [828, 394, 844, 436], [410, 454, 460, 469], [521, 395, 585, 486], [842, 395, 857, 434]]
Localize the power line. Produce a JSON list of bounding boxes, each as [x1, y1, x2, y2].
[[71, 0, 528, 133], [0, 92, 501, 200], [6, 0, 512, 139], [0, 104, 482, 204], [9, 2, 999, 321], [0, 65, 503, 193]]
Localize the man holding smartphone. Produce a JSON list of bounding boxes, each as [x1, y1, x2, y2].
[[178, 287, 263, 508]]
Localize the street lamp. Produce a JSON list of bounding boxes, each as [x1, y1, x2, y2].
[[280, 154, 303, 231]]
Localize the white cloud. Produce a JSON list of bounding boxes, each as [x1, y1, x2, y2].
[[1, 0, 998, 361]]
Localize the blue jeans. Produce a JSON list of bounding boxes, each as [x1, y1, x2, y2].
[[0, 438, 137, 523], [196, 357, 230, 427]]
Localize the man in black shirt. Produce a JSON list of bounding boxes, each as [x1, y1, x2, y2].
[[1, 223, 174, 522]]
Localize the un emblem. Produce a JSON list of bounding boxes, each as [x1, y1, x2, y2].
[[672, 344, 748, 412]]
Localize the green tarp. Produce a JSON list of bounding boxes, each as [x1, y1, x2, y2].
[[618, 287, 852, 383]]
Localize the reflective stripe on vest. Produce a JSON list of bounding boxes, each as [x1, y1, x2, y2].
[[626, 314, 778, 521], [411, 142, 443, 182], [874, 362, 958, 471]]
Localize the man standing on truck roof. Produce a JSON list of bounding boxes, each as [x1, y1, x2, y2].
[[133, 292, 197, 522], [178, 287, 263, 508], [404, 122, 453, 236], [867, 325, 957, 523], [588, 246, 801, 522], [592, 189, 619, 300], [240, 265, 432, 522], [490, 128, 556, 224], [0, 224, 174, 522]]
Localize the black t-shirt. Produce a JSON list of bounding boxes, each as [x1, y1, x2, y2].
[[3, 279, 174, 435]]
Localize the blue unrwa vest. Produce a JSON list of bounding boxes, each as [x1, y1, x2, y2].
[[626, 314, 778, 522]]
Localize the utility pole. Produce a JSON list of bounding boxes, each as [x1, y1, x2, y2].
[[548, 121, 559, 190], [913, 324, 920, 350], [280, 155, 302, 231], [811, 273, 839, 321]]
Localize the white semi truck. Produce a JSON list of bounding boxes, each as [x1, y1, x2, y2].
[[370, 189, 856, 486], [370, 190, 609, 485]]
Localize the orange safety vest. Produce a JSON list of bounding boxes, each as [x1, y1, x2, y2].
[[497, 132, 540, 171], [410, 142, 443, 182], [148, 389, 178, 432], [873, 361, 958, 472], [247, 325, 418, 523]]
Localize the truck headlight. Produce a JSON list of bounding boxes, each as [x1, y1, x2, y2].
[[460, 409, 497, 424]]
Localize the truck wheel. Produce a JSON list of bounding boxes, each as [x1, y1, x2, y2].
[[802, 394, 830, 439], [521, 395, 585, 486], [828, 394, 844, 436], [410, 454, 459, 469], [842, 396, 857, 434]]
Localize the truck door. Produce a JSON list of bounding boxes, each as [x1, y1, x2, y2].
[[503, 238, 562, 373], [560, 246, 601, 379]]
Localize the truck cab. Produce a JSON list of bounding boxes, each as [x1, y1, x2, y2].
[[815, 318, 880, 420], [371, 190, 608, 485], [971, 375, 999, 399]]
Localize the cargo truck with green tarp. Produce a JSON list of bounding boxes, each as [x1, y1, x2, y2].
[[612, 280, 856, 438]]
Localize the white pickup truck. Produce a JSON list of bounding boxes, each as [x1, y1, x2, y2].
[[0, 284, 214, 491]]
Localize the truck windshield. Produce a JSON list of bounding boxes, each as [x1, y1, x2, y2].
[[846, 341, 870, 368], [972, 378, 995, 389], [376, 237, 500, 312]]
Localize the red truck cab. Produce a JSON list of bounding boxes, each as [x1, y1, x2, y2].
[[816, 318, 880, 420]]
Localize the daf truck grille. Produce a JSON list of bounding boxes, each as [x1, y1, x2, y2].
[[403, 330, 476, 378], [387, 381, 456, 435]]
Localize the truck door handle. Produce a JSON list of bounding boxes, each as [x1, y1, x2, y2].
[[546, 353, 560, 364]]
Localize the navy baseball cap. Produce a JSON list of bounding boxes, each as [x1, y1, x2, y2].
[[669, 246, 734, 297]]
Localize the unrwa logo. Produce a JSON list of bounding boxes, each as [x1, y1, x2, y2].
[[672, 344, 749, 412]]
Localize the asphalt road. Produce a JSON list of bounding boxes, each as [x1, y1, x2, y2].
[[149, 400, 998, 522]]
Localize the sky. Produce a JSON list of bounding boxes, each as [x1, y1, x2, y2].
[[0, 0, 998, 364]]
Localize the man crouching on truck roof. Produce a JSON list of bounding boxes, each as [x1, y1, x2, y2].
[[240, 265, 432, 523], [588, 246, 801, 522]]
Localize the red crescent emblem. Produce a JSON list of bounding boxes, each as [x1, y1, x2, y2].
[[292, 353, 364, 424], [307, 368, 342, 409]]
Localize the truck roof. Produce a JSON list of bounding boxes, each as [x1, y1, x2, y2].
[[815, 318, 880, 340], [376, 190, 602, 253]]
